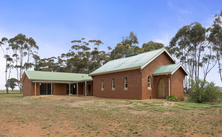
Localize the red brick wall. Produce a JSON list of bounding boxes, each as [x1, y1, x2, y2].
[[23, 74, 32, 96], [31, 83, 40, 96], [170, 68, 185, 101], [54, 84, 66, 95], [92, 69, 142, 99], [78, 83, 83, 95], [141, 52, 174, 99]]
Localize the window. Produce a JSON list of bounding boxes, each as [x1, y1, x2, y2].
[[124, 77, 128, 89], [101, 80, 104, 90], [112, 79, 115, 89], [148, 76, 151, 89]]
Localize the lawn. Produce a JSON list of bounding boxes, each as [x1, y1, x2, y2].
[[0, 94, 222, 137]]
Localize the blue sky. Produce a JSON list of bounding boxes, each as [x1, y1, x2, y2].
[[0, 0, 222, 89]]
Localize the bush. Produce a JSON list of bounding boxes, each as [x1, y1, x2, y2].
[[167, 95, 179, 101], [189, 78, 220, 103]]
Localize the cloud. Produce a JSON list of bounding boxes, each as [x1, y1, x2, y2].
[[153, 32, 171, 46], [179, 9, 192, 14]]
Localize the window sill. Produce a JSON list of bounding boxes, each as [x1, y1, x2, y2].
[[101, 89, 104, 91], [124, 88, 128, 90], [112, 88, 115, 91], [148, 87, 152, 90]]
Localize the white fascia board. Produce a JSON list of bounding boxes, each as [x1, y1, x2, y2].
[[89, 66, 141, 76], [25, 71, 31, 79], [153, 72, 171, 76], [21, 71, 30, 82], [141, 49, 176, 70], [171, 65, 189, 76]]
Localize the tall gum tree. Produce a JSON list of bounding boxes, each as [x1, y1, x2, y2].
[[9, 34, 39, 93], [0, 37, 13, 93], [208, 10, 222, 83]]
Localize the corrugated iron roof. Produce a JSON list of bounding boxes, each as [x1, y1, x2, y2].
[[153, 64, 188, 75], [23, 71, 92, 82], [89, 48, 175, 76]]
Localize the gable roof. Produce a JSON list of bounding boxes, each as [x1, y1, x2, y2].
[[153, 64, 189, 76], [89, 48, 175, 76], [21, 71, 92, 83]]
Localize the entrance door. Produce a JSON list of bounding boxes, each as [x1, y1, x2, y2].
[[40, 83, 53, 95], [158, 78, 166, 98]]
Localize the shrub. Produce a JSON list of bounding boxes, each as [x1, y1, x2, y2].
[[167, 95, 179, 101], [189, 78, 220, 103]]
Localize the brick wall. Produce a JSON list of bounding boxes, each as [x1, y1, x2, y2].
[[23, 75, 32, 96], [31, 83, 40, 96], [92, 69, 142, 99], [54, 84, 66, 95], [170, 68, 185, 101], [141, 52, 174, 99]]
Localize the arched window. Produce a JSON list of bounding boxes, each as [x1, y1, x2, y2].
[[148, 76, 151, 89], [124, 77, 128, 89], [112, 79, 115, 90], [101, 80, 104, 90]]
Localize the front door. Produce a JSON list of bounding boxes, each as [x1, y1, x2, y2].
[[158, 78, 166, 98]]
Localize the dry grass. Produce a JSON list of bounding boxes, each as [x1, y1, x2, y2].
[[0, 94, 222, 137]]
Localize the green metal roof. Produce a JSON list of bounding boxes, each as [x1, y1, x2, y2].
[[90, 48, 175, 76], [24, 71, 92, 82], [153, 64, 188, 75]]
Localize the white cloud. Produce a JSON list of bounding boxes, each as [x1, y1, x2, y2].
[[153, 32, 171, 46]]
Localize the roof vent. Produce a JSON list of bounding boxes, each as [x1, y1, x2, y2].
[[82, 76, 84, 78]]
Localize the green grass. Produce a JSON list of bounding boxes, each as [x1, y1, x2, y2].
[[1, 94, 222, 137]]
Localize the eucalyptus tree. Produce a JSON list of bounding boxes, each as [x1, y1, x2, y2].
[[169, 22, 206, 80], [0, 37, 13, 93], [142, 41, 164, 52], [6, 78, 18, 91], [70, 38, 104, 73], [208, 10, 222, 82], [8, 34, 39, 93], [110, 32, 141, 60]]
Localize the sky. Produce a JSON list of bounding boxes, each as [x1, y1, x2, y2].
[[0, 0, 222, 89]]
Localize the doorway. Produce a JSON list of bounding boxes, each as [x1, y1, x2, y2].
[[40, 83, 54, 95], [158, 78, 166, 98]]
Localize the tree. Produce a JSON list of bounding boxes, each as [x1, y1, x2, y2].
[[142, 41, 164, 52], [169, 22, 206, 80], [110, 32, 141, 60], [208, 10, 222, 83], [8, 34, 39, 93], [0, 37, 13, 94], [6, 78, 18, 91]]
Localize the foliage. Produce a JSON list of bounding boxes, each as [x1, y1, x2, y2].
[[142, 41, 164, 52], [167, 95, 179, 101], [5, 78, 18, 91], [208, 10, 222, 83], [189, 78, 220, 103]]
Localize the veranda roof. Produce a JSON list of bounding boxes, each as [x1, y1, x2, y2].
[[22, 71, 93, 83], [153, 64, 189, 75], [89, 48, 175, 76]]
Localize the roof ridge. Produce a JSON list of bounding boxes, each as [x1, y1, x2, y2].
[[26, 70, 89, 75], [108, 48, 164, 62]]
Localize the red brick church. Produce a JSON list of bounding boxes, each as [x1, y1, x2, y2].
[[22, 48, 188, 100]]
